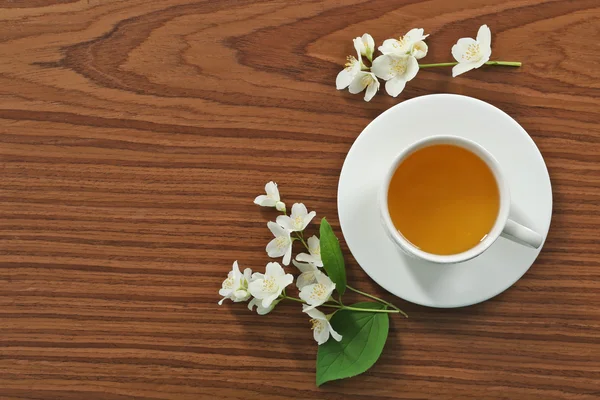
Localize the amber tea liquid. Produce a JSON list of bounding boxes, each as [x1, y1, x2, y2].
[[387, 144, 500, 255]]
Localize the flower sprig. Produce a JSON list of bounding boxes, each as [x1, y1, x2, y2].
[[337, 24, 522, 101], [219, 181, 407, 385]]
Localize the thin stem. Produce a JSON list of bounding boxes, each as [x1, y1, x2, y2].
[[279, 296, 400, 313], [281, 295, 305, 304], [346, 285, 395, 308], [295, 232, 309, 250], [419, 60, 522, 68], [328, 297, 342, 306], [485, 60, 522, 67], [419, 62, 459, 68], [346, 285, 408, 318], [321, 304, 398, 313], [341, 306, 401, 314]]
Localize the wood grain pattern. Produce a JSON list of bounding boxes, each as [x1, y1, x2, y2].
[[1, 0, 599, 399]]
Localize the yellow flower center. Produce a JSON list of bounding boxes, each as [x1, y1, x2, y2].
[[413, 42, 425, 53], [361, 74, 373, 86], [262, 277, 277, 292], [275, 236, 288, 248], [310, 283, 327, 300], [463, 43, 481, 61], [391, 58, 407, 75], [223, 277, 234, 289], [310, 318, 324, 333], [393, 36, 407, 49], [293, 215, 304, 228], [345, 55, 357, 69]]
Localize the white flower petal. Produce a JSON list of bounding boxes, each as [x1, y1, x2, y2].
[[282, 244, 292, 266], [294, 261, 318, 289], [292, 259, 315, 273], [275, 215, 294, 231], [259, 300, 277, 315], [264, 181, 280, 201], [315, 271, 334, 286], [353, 37, 366, 57], [299, 276, 334, 310], [300, 255, 321, 267], [248, 272, 265, 282], [267, 220, 287, 237], [299, 283, 318, 305], [474, 53, 490, 69], [281, 273, 294, 290], [329, 325, 343, 342], [243, 268, 252, 282], [296, 253, 318, 265], [302, 210, 316, 228], [257, 305, 274, 315], [363, 33, 375, 52], [378, 38, 401, 55], [411, 41, 428, 59], [303, 238, 322, 266], [231, 261, 241, 276], [303, 305, 326, 320], [266, 237, 287, 257], [476, 24, 491, 50], [350, 61, 362, 75], [405, 56, 419, 81], [249, 298, 277, 315], [314, 321, 330, 345], [261, 292, 280, 308], [254, 182, 280, 206], [265, 262, 284, 277], [385, 77, 407, 97], [348, 71, 368, 94], [296, 271, 317, 290], [303, 306, 333, 345], [248, 279, 269, 299], [452, 61, 478, 77], [404, 28, 428, 44], [451, 37, 478, 62], [291, 203, 308, 218], [232, 289, 250, 302], [250, 272, 264, 281], [307, 236, 319, 253], [364, 81, 379, 102], [371, 55, 395, 80], [336, 68, 355, 90], [254, 194, 276, 207], [275, 201, 286, 212], [248, 297, 258, 311]]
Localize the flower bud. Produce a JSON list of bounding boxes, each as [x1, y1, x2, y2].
[[275, 201, 286, 212]]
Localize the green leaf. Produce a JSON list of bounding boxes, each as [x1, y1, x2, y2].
[[319, 217, 347, 296], [316, 302, 389, 386]]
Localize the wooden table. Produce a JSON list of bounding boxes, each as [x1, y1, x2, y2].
[[1, 1, 599, 399]]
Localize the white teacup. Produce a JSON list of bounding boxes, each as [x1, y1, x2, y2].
[[379, 135, 543, 264]]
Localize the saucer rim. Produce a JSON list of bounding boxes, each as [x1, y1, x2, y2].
[[337, 93, 553, 308]]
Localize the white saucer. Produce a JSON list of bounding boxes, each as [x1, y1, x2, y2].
[[337, 94, 553, 308]]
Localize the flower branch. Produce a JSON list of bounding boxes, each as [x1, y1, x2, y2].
[[219, 180, 408, 385], [279, 294, 402, 314], [336, 24, 522, 101], [419, 60, 522, 68]]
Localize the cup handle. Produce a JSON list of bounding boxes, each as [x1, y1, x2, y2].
[[501, 219, 543, 249]]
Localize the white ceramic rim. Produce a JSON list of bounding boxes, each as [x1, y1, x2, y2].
[[337, 93, 553, 307], [379, 135, 511, 264]]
